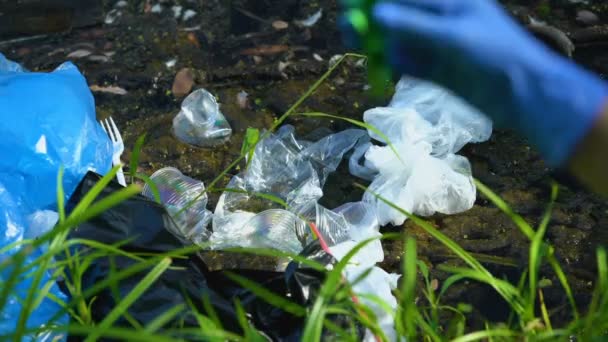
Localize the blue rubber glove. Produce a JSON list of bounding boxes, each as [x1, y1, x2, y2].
[[340, 0, 608, 167]]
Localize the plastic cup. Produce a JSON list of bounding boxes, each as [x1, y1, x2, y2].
[[141, 167, 212, 244]]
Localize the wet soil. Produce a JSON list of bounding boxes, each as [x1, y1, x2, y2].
[[3, 0, 608, 334]]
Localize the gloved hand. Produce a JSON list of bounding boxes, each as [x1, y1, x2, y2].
[[340, 0, 608, 167]]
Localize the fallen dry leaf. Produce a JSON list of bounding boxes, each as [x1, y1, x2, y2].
[[187, 32, 201, 48], [89, 85, 128, 95], [272, 20, 289, 30], [172, 68, 195, 97]]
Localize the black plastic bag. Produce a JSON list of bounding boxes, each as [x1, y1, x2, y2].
[[63, 172, 362, 341]]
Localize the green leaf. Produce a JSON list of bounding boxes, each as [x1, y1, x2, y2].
[[144, 304, 186, 333], [130, 134, 147, 184], [240, 127, 260, 170], [135, 173, 161, 204], [401, 237, 417, 340]]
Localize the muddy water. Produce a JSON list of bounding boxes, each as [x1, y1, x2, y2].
[[3, 0, 608, 331]]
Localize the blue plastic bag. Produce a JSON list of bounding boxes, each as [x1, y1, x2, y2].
[[0, 54, 113, 340]]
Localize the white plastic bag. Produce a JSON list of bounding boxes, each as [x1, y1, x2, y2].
[[351, 76, 492, 226]]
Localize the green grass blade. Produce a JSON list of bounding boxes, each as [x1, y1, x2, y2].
[[62, 184, 142, 229], [451, 328, 519, 342], [401, 237, 417, 340], [144, 304, 186, 333], [356, 183, 527, 314], [129, 134, 147, 184], [57, 166, 66, 223], [135, 173, 161, 204], [67, 165, 122, 218], [474, 178, 535, 240], [538, 288, 552, 331], [302, 237, 378, 341], [527, 183, 558, 318]]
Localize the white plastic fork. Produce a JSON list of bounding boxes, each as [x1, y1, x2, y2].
[[100, 117, 127, 187]]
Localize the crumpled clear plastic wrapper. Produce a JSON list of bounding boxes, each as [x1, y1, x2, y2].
[[349, 76, 492, 226], [211, 125, 370, 253], [173, 88, 232, 147]]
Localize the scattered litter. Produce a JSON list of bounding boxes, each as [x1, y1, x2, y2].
[[272, 20, 289, 30], [89, 85, 128, 95], [329, 54, 343, 67], [295, 9, 323, 27], [278, 61, 291, 75], [66, 49, 92, 59], [105, 9, 123, 25], [67, 173, 359, 340], [183, 9, 197, 21], [210, 125, 370, 252], [115, 0, 128, 8], [172, 5, 183, 19], [350, 76, 492, 226], [172, 68, 195, 97], [236, 90, 249, 109], [142, 167, 212, 245], [172, 88, 232, 147], [355, 58, 367, 69], [165, 58, 177, 68], [313, 53, 323, 62], [150, 3, 163, 13]]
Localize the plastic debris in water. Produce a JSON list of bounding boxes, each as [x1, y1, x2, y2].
[[172, 88, 232, 147]]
